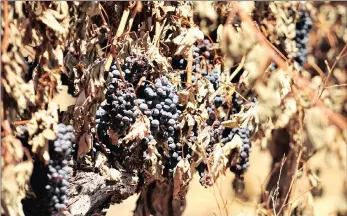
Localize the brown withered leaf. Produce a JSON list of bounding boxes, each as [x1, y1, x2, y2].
[[178, 90, 190, 105], [95, 151, 108, 169], [222, 116, 242, 128], [305, 107, 329, 151], [108, 128, 119, 146], [42, 128, 56, 140], [1, 135, 24, 167], [194, 2, 218, 34], [38, 10, 66, 35], [173, 27, 204, 56], [173, 158, 192, 200], [222, 134, 242, 157], [210, 144, 228, 182], [196, 127, 211, 149], [123, 115, 150, 142], [2, 159, 33, 216], [109, 168, 122, 182], [78, 132, 92, 157]]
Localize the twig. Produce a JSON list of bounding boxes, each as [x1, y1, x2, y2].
[[211, 184, 223, 216], [12, 120, 30, 125], [271, 155, 286, 216], [234, 4, 289, 71], [98, 3, 108, 25], [326, 83, 347, 88], [116, 8, 130, 37], [214, 176, 229, 216], [126, 2, 143, 33], [285, 186, 315, 215], [316, 44, 347, 101], [307, 61, 326, 79], [153, 17, 167, 47], [227, 56, 245, 83], [114, 58, 125, 82], [276, 150, 303, 216]]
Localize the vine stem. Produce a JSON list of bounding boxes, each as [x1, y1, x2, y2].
[[12, 120, 30, 125], [316, 44, 347, 101], [116, 7, 130, 37], [234, 3, 288, 71], [126, 2, 142, 33], [186, 46, 193, 87], [1, 1, 9, 54], [276, 150, 303, 216]]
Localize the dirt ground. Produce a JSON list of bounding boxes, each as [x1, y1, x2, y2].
[[107, 145, 347, 216]]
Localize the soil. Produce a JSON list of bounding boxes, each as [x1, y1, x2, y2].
[[107, 145, 347, 216]]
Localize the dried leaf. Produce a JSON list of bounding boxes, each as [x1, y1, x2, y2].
[[78, 132, 92, 157], [305, 107, 329, 150], [42, 128, 56, 140], [173, 27, 204, 56], [222, 116, 242, 128], [222, 134, 243, 157], [109, 168, 122, 182], [95, 151, 108, 169], [210, 144, 228, 181], [38, 11, 66, 34], [123, 115, 150, 142], [173, 158, 192, 200], [196, 127, 211, 149]]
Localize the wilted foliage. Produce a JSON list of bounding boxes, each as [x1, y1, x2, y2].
[[1, 1, 347, 216]]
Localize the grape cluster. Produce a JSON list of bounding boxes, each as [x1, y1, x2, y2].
[[136, 76, 183, 176], [123, 55, 149, 86], [46, 124, 74, 212], [172, 56, 187, 70], [232, 93, 243, 114], [294, 10, 313, 68], [206, 67, 220, 90], [166, 128, 193, 176], [226, 127, 252, 177], [173, 39, 216, 87], [137, 77, 181, 139], [164, 137, 184, 177], [100, 74, 138, 137], [106, 56, 149, 86], [192, 39, 214, 63], [206, 103, 217, 126]]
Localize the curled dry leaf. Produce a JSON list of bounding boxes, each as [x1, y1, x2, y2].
[[38, 10, 66, 35], [194, 1, 218, 34], [1, 136, 33, 216], [78, 132, 92, 157], [210, 144, 228, 182], [220, 22, 257, 65], [173, 27, 204, 56], [109, 168, 122, 182], [123, 115, 150, 142], [222, 134, 243, 158], [95, 151, 108, 169], [173, 158, 192, 200], [305, 107, 330, 151]]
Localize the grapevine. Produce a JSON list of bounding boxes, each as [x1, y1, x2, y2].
[[1, 2, 347, 216]]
